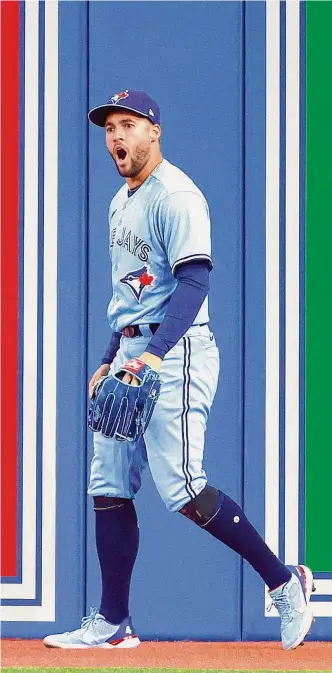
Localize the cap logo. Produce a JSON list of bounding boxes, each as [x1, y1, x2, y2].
[[109, 90, 129, 104], [149, 108, 155, 117]]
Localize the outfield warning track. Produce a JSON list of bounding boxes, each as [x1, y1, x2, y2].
[[2, 639, 332, 670]]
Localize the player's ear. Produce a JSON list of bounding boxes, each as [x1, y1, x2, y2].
[[150, 124, 161, 143]]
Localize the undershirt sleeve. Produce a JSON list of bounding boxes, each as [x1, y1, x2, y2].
[[145, 259, 210, 359], [101, 330, 122, 365]]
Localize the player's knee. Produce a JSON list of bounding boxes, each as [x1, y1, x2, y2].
[[179, 485, 224, 526], [93, 495, 131, 511]]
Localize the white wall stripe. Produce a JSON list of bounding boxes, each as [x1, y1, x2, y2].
[[284, 0, 300, 565], [1, 0, 39, 601], [265, 0, 280, 561], [0, 604, 57, 622], [40, 0, 58, 621], [1, 0, 58, 620], [314, 580, 332, 595], [312, 603, 332, 617]]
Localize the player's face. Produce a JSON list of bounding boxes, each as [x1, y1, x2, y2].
[[105, 112, 157, 178]]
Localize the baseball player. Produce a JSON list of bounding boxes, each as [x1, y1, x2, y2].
[[44, 90, 314, 650]]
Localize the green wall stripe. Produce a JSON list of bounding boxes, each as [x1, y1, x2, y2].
[[305, 1, 332, 571]]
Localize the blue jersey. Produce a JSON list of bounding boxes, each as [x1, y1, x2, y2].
[[107, 159, 212, 331]]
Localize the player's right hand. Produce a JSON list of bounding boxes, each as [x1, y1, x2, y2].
[[89, 364, 110, 399]]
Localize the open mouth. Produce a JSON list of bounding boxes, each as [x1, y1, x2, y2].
[[116, 148, 127, 161]]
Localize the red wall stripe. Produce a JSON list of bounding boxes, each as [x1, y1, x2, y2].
[[1, 0, 20, 577]]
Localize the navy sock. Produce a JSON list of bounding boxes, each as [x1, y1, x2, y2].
[[204, 492, 291, 590], [94, 496, 139, 624]]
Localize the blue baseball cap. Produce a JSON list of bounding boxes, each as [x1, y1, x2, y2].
[[88, 89, 160, 127]]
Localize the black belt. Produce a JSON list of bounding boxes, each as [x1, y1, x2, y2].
[[122, 323, 160, 337], [121, 322, 208, 338]]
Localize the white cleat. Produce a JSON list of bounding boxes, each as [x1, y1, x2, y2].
[[43, 607, 140, 649], [269, 565, 315, 650]]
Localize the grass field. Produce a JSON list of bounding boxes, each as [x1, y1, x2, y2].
[[3, 668, 332, 673]]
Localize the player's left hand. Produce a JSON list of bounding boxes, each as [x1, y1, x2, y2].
[[122, 352, 162, 385]]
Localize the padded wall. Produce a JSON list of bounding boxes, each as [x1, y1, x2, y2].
[[86, 0, 244, 641], [1, 0, 331, 640]]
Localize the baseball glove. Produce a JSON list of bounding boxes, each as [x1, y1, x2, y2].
[[88, 358, 161, 442]]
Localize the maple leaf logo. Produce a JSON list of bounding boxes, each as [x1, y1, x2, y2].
[[139, 271, 154, 287]]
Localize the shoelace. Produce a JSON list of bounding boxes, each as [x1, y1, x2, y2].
[[80, 607, 100, 630], [267, 593, 293, 627]]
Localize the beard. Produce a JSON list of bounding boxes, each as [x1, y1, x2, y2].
[[110, 143, 150, 178]]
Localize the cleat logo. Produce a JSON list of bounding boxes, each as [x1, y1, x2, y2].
[[125, 625, 132, 635], [120, 264, 155, 303]]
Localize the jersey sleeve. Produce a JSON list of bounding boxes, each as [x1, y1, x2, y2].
[[158, 191, 213, 275]]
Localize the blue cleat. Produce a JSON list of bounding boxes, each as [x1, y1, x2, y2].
[[43, 607, 140, 649], [268, 565, 315, 650]]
